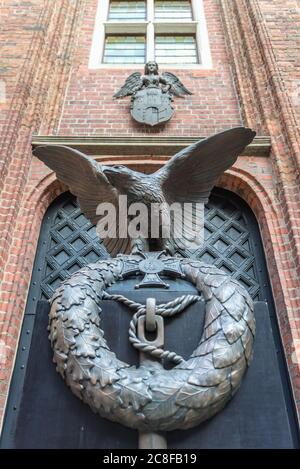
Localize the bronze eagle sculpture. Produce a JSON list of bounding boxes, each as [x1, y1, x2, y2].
[[33, 127, 255, 257]]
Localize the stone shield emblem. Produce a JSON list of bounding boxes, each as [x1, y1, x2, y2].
[[131, 87, 174, 126]]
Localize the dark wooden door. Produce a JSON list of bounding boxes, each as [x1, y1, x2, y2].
[[1, 189, 299, 448]]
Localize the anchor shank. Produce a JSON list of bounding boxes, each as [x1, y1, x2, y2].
[[138, 298, 167, 450], [138, 431, 167, 450]]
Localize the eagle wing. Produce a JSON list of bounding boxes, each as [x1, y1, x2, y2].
[[155, 127, 256, 254], [161, 72, 192, 96], [113, 72, 143, 98], [33, 145, 132, 257]]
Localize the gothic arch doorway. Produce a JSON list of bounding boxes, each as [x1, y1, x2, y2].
[[1, 188, 299, 448], [17, 187, 273, 302]]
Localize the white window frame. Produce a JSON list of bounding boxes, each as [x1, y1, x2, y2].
[[89, 0, 212, 69]]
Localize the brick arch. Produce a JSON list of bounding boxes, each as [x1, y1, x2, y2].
[[218, 167, 285, 308], [23, 165, 287, 317], [0, 174, 66, 323], [3, 166, 288, 337], [0, 164, 298, 429], [0, 173, 69, 429], [217, 168, 299, 401], [22, 167, 299, 381]]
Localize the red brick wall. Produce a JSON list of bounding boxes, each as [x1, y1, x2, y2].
[[258, 0, 300, 130], [58, 0, 242, 136], [220, 0, 300, 419], [0, 0, 300, 433], [0, 0, 85, 425]]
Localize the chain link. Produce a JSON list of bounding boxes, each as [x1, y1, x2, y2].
[[102, 291, 199, 364]]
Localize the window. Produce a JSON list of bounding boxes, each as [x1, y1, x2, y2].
[[109, 1, 146, 21], [155, 1, 193, 20], [103, 35, 146, 63], [155, 35, 197, 64], [89, 0, 212, 68]]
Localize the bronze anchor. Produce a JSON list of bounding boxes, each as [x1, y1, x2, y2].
[[138, 298, 167, 450]]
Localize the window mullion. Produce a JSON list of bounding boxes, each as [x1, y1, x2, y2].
[[147, 0, 155, 61], [89, 0, 109, 67], [192, 0, 212, 67], [102, 0, 110, 20], [146, 24, 155, 61], [147, 0, 154, 21], [191, 0, 198, 21], [90, 0, 212, 68]]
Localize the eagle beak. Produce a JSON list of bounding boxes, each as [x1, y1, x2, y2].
[[102, 166, 120, 179], [103, 166, 117, 176], [103, 166, 120, 186]]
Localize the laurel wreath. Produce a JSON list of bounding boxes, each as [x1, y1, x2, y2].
[[48, 257, 255, 432]]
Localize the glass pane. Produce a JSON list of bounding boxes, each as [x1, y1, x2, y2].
[[155, 35, 198, 64], [103, 35, 145, 64], [155, 1, 192, 20], [109, 1, 146, 21]]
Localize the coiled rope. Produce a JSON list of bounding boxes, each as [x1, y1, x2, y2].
[[102, 291, 199, 364]]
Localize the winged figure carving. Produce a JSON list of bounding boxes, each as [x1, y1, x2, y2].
[[113, 62, 192, 126], [33, 127, 255, 257], [114, 61, 192, 99]]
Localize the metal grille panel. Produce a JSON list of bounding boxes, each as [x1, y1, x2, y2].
[[38, 189, 262, 301]]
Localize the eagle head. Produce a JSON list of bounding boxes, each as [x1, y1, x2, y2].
[[103, 165, 142, 192]]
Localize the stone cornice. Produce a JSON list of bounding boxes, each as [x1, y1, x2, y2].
[[32, 135, 271, 157]]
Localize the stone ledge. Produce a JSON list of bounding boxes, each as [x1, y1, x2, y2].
[[32, 135, 271, 157]]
